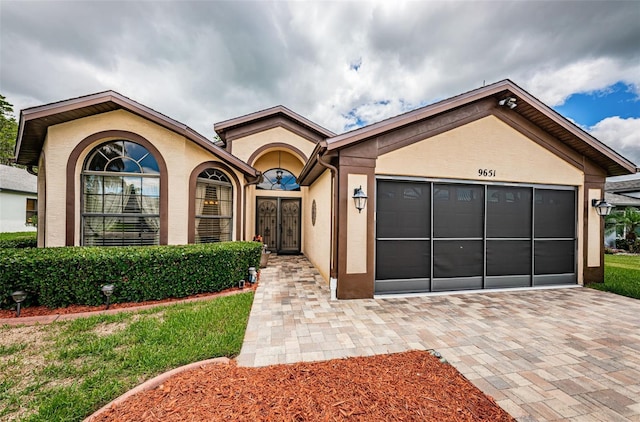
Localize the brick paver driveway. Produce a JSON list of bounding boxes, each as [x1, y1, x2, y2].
[[238, 255, 640, 421]]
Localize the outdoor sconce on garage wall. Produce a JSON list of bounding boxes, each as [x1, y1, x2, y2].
[[592, 199, 613, 217], [353, 186, 368, 213]]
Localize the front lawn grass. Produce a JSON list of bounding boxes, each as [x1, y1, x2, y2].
[[0, 292, 254, 422], [590, 254, 640, 299]]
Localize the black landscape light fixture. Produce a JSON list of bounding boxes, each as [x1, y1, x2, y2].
[[353, 186, 368, 213], [11, 290, 27, 317], [101, 284, 115, 310], [498, 97, 517, 109], [592, 199, 613, 217], [238, 279, 245, 289]]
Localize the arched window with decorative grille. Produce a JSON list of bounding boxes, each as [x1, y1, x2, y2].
[[194, 168, 233, 243], [82, 140, 160, 246], [256, 168, 300, 191]]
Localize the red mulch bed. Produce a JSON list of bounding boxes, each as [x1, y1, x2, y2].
[[93, 351, 513, 422], [0, 284, 257, 319]]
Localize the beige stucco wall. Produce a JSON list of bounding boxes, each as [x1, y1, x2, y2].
[[303, 169, 332, 282], [376, 115, 586, 284], [253, 150, 304, 175], [231, 126, 315, 164], [42, 109, 244, 246], [376, 116, 583, 186], [347, 173, 368, 274]]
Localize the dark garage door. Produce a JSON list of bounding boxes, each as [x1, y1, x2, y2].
[[375, 179, 576, 294]]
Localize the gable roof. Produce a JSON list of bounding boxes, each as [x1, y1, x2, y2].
[[606, 178, 640, 194], [0, 164, 37, 194], [15, 91, 258, 177], [299, 79, 637, 184], [214, 105, 335, 146], [605, 191, 640, 207]]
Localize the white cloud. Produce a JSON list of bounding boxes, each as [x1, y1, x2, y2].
[[1, 0, 639, 138], [589, 117, 640, 166]]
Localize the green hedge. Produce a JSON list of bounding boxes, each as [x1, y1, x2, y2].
[[0, 241, 262, 309], [0, 231, 37, 248]]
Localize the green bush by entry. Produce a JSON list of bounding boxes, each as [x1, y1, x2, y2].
[[0, 231, 37, 248], [0, 241, 262, 309]]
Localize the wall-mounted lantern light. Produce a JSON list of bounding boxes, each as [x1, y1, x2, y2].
[[498, 97, 517, 109], [353, 186, 368, 213], [11, 290, 27, 317], [101, 284, 115, 310], [592, 199, 613, 217]]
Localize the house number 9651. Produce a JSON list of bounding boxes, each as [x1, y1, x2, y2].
[[478, 169, 496, 177]]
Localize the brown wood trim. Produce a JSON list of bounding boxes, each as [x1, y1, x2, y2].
[[188, 161, 242, 243], [66, 130, 169, 246], [224, 116, 325, 148], [336, 159, 376, 299], [583, 179, 606, 284], [247, 143, 308, 167], [37, 151, 46, 247]]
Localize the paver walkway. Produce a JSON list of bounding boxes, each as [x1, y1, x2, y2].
[[239, 255, 640, 421]]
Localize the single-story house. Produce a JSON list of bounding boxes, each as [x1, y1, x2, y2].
[[14, 80, 638, 298], [604, 178, 640, 246], [0, 164, 38, 232]]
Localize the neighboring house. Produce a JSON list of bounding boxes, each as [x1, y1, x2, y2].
[[604, 179, 640, 246], [0, 164, 38, 233], [14, 80, 638, 298]]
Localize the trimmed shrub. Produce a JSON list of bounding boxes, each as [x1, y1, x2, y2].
[[0, 232, 37, 248], [615, 239, 640, 253], [0, 241, 262, 309]]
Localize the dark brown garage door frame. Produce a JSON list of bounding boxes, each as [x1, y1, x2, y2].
[[375, 177, 577, 294]]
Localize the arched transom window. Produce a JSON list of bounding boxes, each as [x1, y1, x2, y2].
[[256, 168, 300, 191], [82, 140, 160, 246], [195, 168, 233, 243]]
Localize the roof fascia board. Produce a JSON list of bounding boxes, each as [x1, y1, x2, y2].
[[506, 85, 638, 174], [215, 105, 335, 140], [326, 81, 511, 150], [183, 127, 258, 176], [18, 91, 259, 177]]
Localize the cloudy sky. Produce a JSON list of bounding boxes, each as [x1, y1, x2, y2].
[[1, 0, 639, 175]]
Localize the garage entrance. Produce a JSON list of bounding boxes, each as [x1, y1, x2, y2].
[[375, 178, 577, 294]]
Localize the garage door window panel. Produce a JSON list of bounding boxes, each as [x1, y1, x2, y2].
[[487, 186, 532, 238], [486, 240, 531, 276], [376, 240, 431, 280], [533, 189, 576, 280], [534, 240, 575, 275], [534, 190, 576, 238], [433, 240, 483, 278], [434, 184, 484, 238], [377, 181, 430, 238]]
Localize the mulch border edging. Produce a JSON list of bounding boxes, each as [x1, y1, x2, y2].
[[83, 357, 232, 422]]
